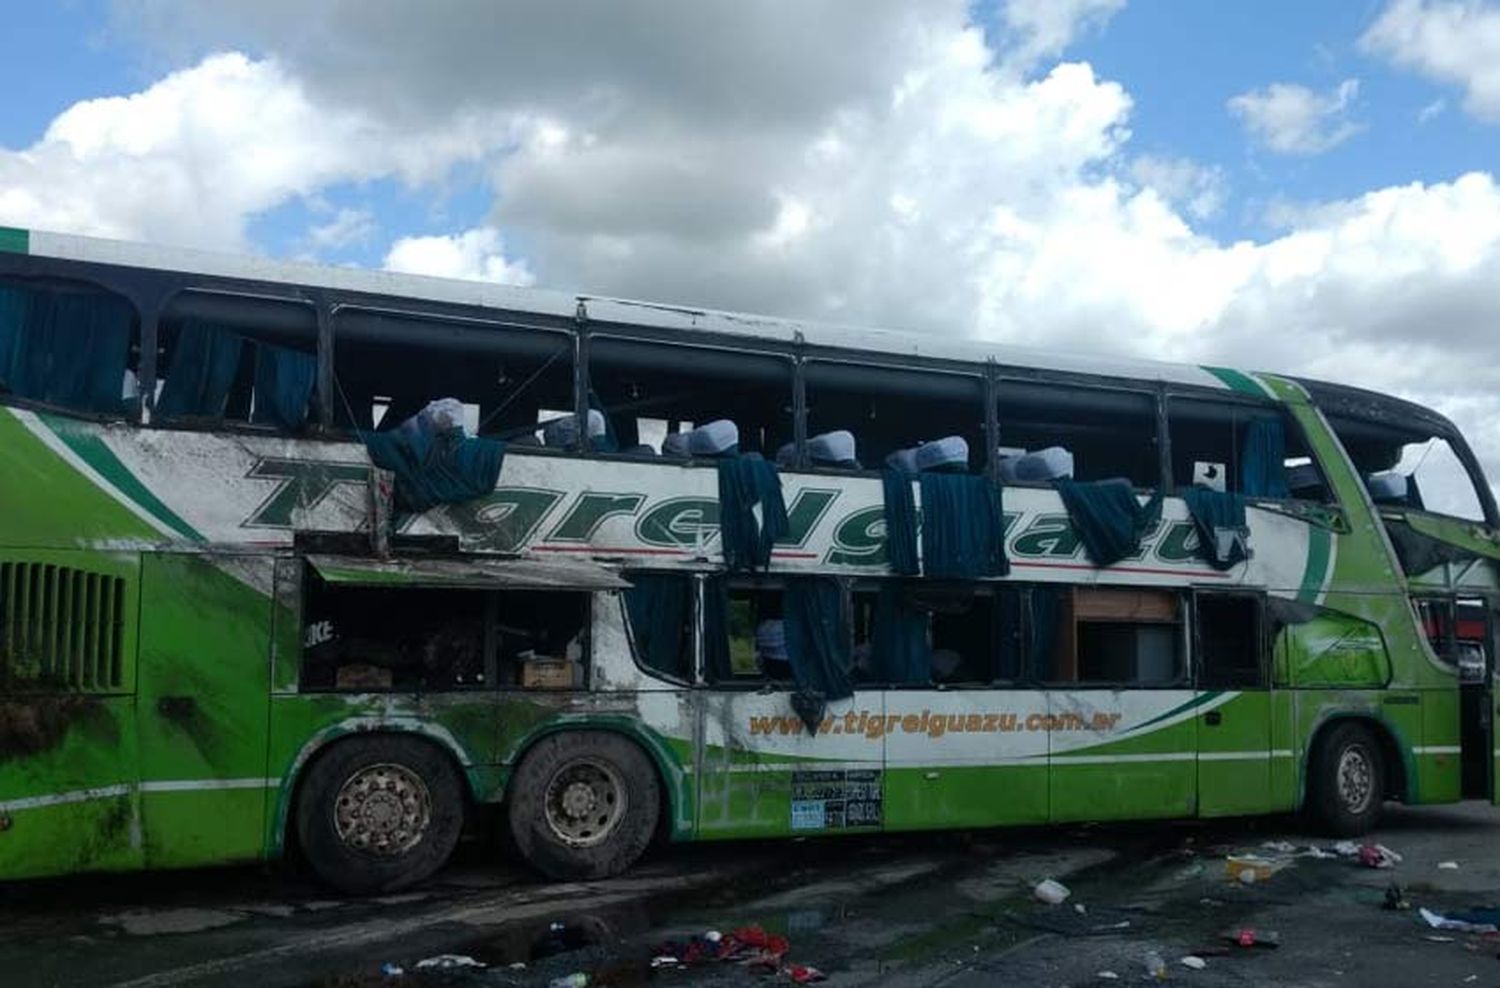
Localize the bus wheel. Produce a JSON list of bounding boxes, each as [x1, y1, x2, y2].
[[1309, 722, 1385, 836], [507, 731, 660, 881], [296, 735, 465, 894]]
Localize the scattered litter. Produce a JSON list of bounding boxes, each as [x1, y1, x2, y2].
[[1074, 903, 1088, 915], [652, 924, 808, 974], [1439, 861, 1461, 870], [1262, 841, 1297, 854], [651, 956, 680, 969], [1097, 973, 1119, 981], [1420, 907, 1500, 935], [1222, 928, 1281, 949], [1092, 920, 1132, 932], [1333, 840, 1361, 857], [549, 975, 589, 988], [380, 963, 404, 977], [705, 930, 724, 943], [1465, 975, 1479, 982], [1423, 935, 1457, 943], [1225, 854, 1284, 884], [550, 921, 567, 932], [509, 961, 527, 970], [1358, 844, 1403, 870], [1143, 950, 1167, 980], [1384, 883, 1412, 911], [1034, 879, 1071, 904], [1180, 955, 1207, 970], [786, 964, 825, 983], [414, 955, 486, 971]]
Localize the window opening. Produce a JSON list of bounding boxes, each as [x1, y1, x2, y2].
[[0, 278, 138, 417], [1166, 398, 1323, 500], [623, 572, 693, 681], [1324, 412, 1488, 522], [590, 336, 792, 458], [803, 361, 984, 472], [1044, 587, 1183, 685], [1198, 593, 1263, 688], [995, 381, 1157, 487]]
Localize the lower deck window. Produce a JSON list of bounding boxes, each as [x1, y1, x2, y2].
[[300, 577, 588, 692], [1045, 587, 1183, 685]]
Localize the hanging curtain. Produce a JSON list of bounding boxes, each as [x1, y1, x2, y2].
[[623, 574, 693, 680], [1240, 418, 1289, 499], [0, 285, 132, 413], [250, 342, 317, 431], [717, 455, 789, 572], [783, 577, 853, 701], [870, 582, 930, 684], [1179, 487, 1251, 571], [701, 577, 735, 682], [1053, 477, 1164, 567], [882, 467, 920, 576], [156, 321, 244, 418], [1028, 587, 1060, 680], [363, 427, 506, 514], [918, 473, 1008, 579]]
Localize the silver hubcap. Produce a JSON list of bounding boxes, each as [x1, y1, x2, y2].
[[334, 763, 432, 857], [1337, 746, 1374, 815], [543, 758, 626, 848]]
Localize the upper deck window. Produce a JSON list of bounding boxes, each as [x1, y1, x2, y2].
[[0, 279, 138, 417], [1325, 412, 1490, 522], [331, 308, 574, 444], [155, 292, 318, 432], [589, 336, 792, 459], [802, 361, 985, 472], [1167, 398, 1330, 502], [995, 380, 1158, 488]]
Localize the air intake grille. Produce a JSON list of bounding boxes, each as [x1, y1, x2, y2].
[[0, 563, 125, 690]]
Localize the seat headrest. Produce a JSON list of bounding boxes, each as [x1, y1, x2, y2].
[[1367, 471, 1409, 503], [915, 436, 969, 472], [661, 432, 692, 458], [1286, 462, 1321, 493], [775, 441, 797, 467], [808, 430, 859, 469], [996, 446, 1073, 483], [688, 419, 739, 457], [885, 447, 920, 475], [542, 409, 607, 448], [755, 619, 788, 662]]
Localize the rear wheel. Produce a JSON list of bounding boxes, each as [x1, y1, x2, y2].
[[507, 731, 660, 880], [1309, 722, 1385, 835], [296, 735, 465, 894]]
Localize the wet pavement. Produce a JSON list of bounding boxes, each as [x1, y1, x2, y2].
[[7, 803, 1500, 987]]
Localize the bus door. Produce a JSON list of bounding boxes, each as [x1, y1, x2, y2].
[[878, 584, 1047, 828], [1043, 587, 1197, 822], [135, 553, 273, 869], [695, 578, 884, 839], [1194, 592, 1275, 816], [0, 549, 143, 879]]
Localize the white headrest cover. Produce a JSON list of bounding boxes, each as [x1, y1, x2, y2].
[[808, 430, 857, 465], [886, 447, 920, 474], [688, 419, 739, 455], [662, 432, 692, 457], [755, 619, 788, 662], [775, 441, 797, 467], [915, 435, 969, 471]]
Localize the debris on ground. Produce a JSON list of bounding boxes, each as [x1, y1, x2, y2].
[[1222, 928, 1281, 949], [786, 964, 826, 983], [380, 963, 403, 977], [1034, 879, 1071, 904], [413, 955, 486, 970], [1358, 844, 1403, 869], [1097, 972, 1119, 981], [1384, 883, 1412, 911], [1142, 950, 1167, 980], [1419, 907, 1500, 934], [649, 924, 826, 982], [548, 974, 589, 988], [1180, 955, 1207, 970], [1423, 935, 1457, 943], [1225, 854, 1284, 884], [1438, 861, 1460, 870]]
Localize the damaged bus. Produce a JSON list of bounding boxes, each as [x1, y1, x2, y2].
[[1, 224, 1497, 893]]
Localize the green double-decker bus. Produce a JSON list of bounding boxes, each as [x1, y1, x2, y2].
[[1, 225, 1497, 893]]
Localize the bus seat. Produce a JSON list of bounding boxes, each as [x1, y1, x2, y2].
[[886, 447, 920, 475], [997, 446, 1074, 483], [808, 430, 860, 469], [775, 441, 797, 467], [543, 409, 607, 448], [662, 432, 692, 458], [510, 433, 542, 447], [916, 435, 969, 472], [1286, 462, 1322, 497], [1367, 470, 1409, 505], [755, 618, 790, 672], [688, 419, 739, 457]]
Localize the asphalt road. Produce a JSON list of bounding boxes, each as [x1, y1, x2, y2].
[[5, 802, 1500, 987]]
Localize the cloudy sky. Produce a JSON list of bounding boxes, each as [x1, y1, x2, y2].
[[4, 1, 1500, 503]]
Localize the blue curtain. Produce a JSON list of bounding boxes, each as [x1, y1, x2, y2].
[[156, 321, 244, 418], [717, 456, 789, 572], [918, 473, 1008, 579], [882, 467, 920, 576], [1028, 587, 1060, 680], [1241, 418, 1289, 499], [871, 582, 930, 684], [784, 577, 852, 700], [623, 574, 693, 680], [1179, 487, 1250, 571], [251, 342, 317, 431], [702, 577, 734, 682], [1054, 478, 1164, 567], [364, 428, 506, 514], [0, 285, 132, 413]]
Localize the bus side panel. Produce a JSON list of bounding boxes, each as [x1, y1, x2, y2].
[[882, 690, 1048, 829], [1420, 686, 1462, 804], [1269, 688, 1299, 810], [135, 553, 274, 869], [1048, 690, 1197, 822]]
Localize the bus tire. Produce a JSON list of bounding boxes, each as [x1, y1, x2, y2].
[[507, 731, 659, 881], [1309, 722, 1385, 836], [295, 735, 465, 895]]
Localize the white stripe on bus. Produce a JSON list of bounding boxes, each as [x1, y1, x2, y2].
[[0, 778, 278, 814], [1412, 746, 1461, 755]]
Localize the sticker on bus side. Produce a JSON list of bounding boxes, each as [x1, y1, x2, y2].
[[790, 769, 882, 830]]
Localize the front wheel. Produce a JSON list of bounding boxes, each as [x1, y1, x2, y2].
[[1308, 722, 1385, 836], [296, 735, 465, 894], [507, 731, 660, 881]]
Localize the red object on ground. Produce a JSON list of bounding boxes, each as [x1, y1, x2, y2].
[[787, 964, 826, 983], [1237, 929, 1256, 947]]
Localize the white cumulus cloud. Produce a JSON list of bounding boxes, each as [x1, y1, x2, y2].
[[383, 228, 534, 286], [1361, 0, 1500, 122], [1228, 79, 1362, 155]]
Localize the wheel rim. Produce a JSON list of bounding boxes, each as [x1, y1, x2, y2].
[[333, 762, 432, 857], [1336, 745, 1374, 815], [543, 757, 627, 848]]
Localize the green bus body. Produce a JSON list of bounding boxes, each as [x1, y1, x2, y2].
[[1, 225, 1497, 885]]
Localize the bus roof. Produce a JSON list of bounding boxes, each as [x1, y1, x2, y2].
[[9, 224, 1230, 391]]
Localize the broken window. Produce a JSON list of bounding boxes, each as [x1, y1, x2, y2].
[[803, 361, 985, 471], [0, 278, 138, 417], [1167, 398, 1328, 501], [1391, 436, 1487, 521], [155, 291, 318, 432], [493, 590, 590, 689], [589, 336, 793, 458], [708, 581, 790, 684], [1197, 593, 1264, 688], [995, 380, 1158, 488], [331, 307, 574, 444], [622, 572, 694, 682], [1043, 587, 1184, 685]]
